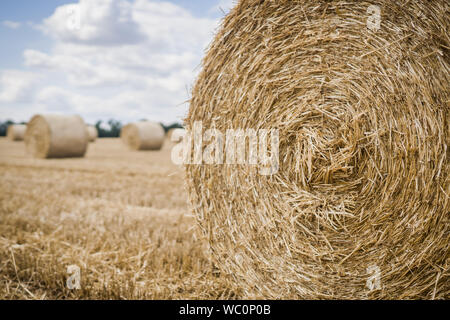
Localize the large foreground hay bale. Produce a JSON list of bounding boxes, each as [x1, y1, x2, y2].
[[185, 0, 449, 299], [121, 121, 165, 150], [25, 114, 88, 159], [7, 124, 26, 141], [86, 125, 98, 142]]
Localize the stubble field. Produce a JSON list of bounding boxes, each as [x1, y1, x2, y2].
[[0, 137, 240, 299]]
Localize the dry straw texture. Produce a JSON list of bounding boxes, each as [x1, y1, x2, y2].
[[7, 124, 26, 141], [25, 114, 88, 159], [121, 121, 165, 150], [87, 125, 98, 142], [185, 0, 449, 299]]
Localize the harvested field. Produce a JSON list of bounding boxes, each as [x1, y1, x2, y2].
[[0, 137, 240, 299]]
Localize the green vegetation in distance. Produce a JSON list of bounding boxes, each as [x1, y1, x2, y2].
[[0, 120, 183, 137]]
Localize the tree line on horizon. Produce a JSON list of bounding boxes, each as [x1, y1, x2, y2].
[[0, 119, 183, 138]]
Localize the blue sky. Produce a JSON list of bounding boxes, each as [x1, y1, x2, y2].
[[0, 0, 235, 124]]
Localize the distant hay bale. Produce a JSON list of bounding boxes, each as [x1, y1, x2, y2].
[[86, 125, 98, 142], [7, 124, 26, 141], [170, 128, 186, 143], [121, 121, 165, 150], [185, 0, 449, 299], [25, 114, 88, 159]]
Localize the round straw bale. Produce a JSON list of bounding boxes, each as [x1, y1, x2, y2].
[[121, 121, 165, 150], [25, 114, 88, 159], [86, 125, 98, 142], [170, 128, 186, 143], [185, 0, 449, 299], [7, 124, 26, 141]]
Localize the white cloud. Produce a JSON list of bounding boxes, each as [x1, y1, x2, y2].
[[2, 0, 227, 124], [133, 0, 217, 52], [35, 86, 97, 113], [2, 20, 21, 29], [0, 70, 40, 103], [99, 121, 111, 130], [41, 0, 145, 45]]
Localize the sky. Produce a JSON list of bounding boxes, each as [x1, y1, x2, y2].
[[0, 0, 236, 125]]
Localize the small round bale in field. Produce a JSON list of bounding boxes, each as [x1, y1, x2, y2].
[[121, 121, 165, 150], [170, 128, 186, 143], [185, 0, 449, 299], [25, 114, 88, 159], [7, 124, 26, 141], [86, 125, 98, 142]]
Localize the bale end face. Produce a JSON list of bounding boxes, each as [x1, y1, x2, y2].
[[121, 122, 165, 151], [25, 114, 88, 159], [185, 0, 450, 299]]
